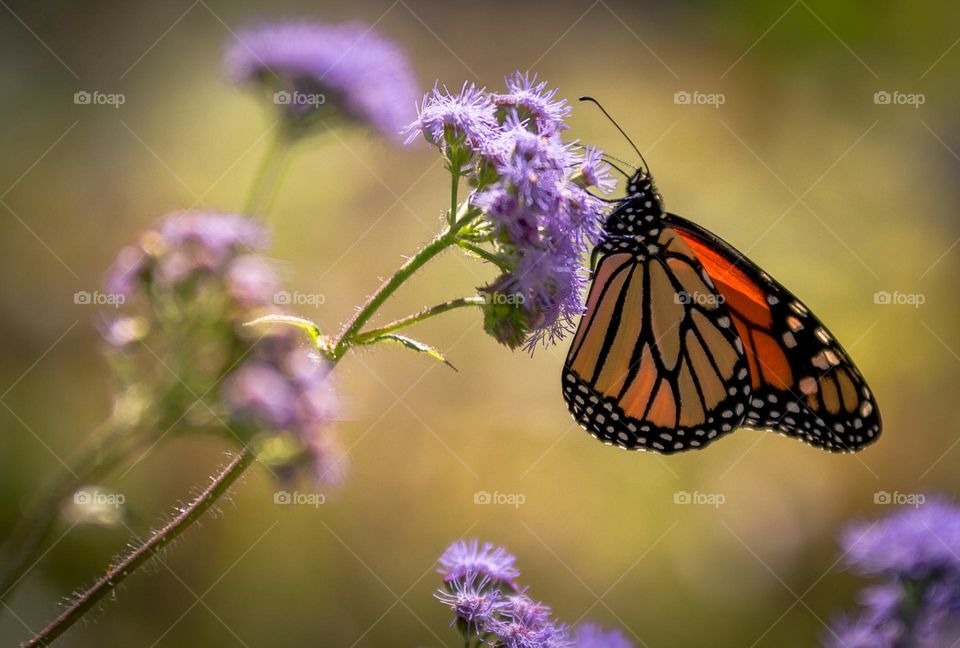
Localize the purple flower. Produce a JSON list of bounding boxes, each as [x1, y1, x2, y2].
[[840, 496, 960, 579], [489, 617, 569, 648], [573, 147, 616, 195], [438, 539, 521, 589], [435, 574, 508, 637], [506, 595, 553, 629], [572, 623, 634, 648], [404, 82, 497, 150], [225, 21, 418, 139], [494, 72, 571, 135], [492, 594, 569, 648], [825, 496, 960, 647]]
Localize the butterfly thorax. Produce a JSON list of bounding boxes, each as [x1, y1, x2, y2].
[[598, 172, 666, 255]]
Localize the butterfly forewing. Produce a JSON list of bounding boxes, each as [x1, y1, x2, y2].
[[563, 224, 752, 453], [664, 213, 881, 451]]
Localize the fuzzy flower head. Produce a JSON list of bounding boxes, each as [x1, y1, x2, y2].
[[435, 573, 508, 638], [824, 496, 960, 648], [489, 596, 570, 648], [438, 539, 521, 590], [404, 82, 497, 165], [493, 72, 571, 136], [840, 495, 960, 579], [225, 21, 418, 139]]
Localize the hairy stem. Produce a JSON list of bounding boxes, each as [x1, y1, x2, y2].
[[0, 404, 176, 602], [332, 231, 460, 360], [354, 296, 485, 343], [24, 450, 256, 648]]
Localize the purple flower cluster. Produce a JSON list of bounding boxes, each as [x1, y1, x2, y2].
[[225, 21, 418, 139], [436, 539, 634, 648], [825, 496, 960, 647], [405, 73, 614, 349], [103, 211, 341, 484], [106, 212, 273, 302]]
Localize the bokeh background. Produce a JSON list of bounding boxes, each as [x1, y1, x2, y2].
[[1, 0, 958, 645]]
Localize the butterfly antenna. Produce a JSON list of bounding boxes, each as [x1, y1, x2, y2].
[[599, 157, 631, 180], [601, 152, 638, 172], [579, 96, 651, 175], [572, 142, 634, 179]]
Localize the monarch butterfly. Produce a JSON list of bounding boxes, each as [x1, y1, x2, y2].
[[563, 101, 881, 454]]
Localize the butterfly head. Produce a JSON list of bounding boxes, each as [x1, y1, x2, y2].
[[599, 169, 665, 247]]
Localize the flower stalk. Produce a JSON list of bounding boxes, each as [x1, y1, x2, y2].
[[243, 126, 294, 218], [24, 450, 257, 648]]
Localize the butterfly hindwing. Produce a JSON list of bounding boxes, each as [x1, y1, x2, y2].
[[563, 192, 751, 453], [664, 213, 881, 451]]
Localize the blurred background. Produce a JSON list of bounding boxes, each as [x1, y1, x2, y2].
[[1, 0, 958, 645]]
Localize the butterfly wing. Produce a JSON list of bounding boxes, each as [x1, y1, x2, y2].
[[563, 227, 752, 453], [664, 213, 881, 451]]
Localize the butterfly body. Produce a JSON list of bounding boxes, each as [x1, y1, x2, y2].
[[563, 170, 881, 454]]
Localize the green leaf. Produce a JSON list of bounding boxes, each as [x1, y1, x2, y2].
[[244, 314, 330, 353], [365, 334, 457, 371]]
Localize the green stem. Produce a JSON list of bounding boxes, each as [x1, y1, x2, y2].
[[243, 126, 293, 219], [332, 230, 460, 360], [354, 296, 485, 343], [449, 167, 461, 226], [23, 450, 257, 648]]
